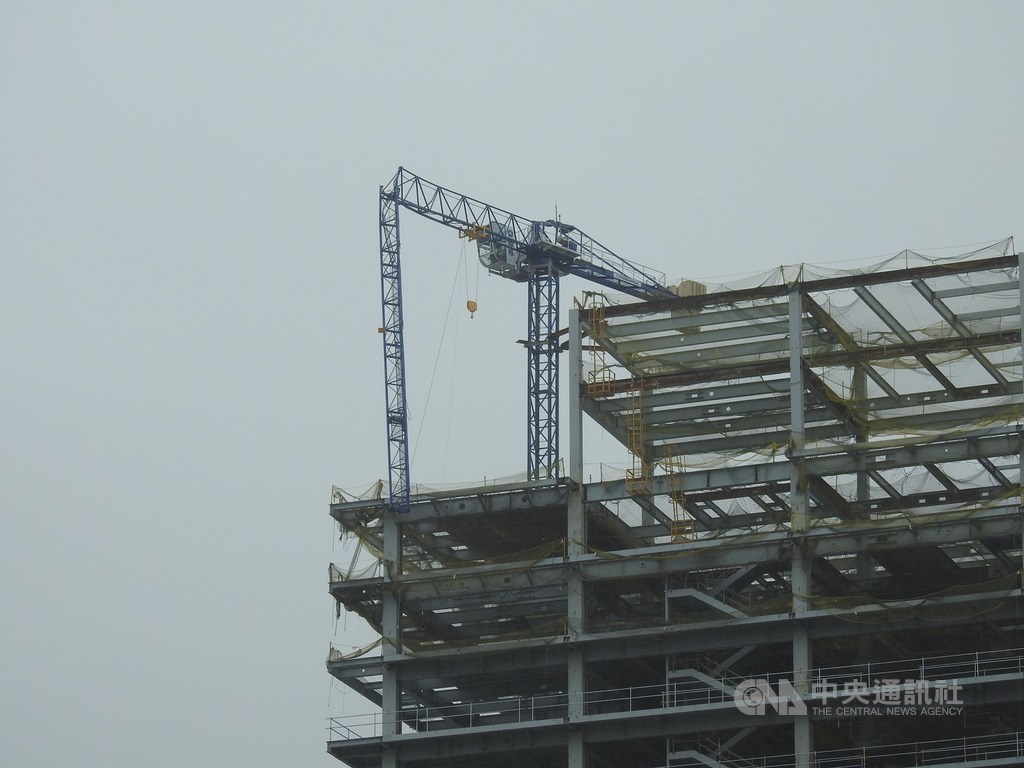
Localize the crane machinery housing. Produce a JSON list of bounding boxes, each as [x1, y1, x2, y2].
[[378, 168, 675, 512]]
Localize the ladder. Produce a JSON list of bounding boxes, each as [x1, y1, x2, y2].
[[625, 376, 651, 494], [663, 455, 695, 541]]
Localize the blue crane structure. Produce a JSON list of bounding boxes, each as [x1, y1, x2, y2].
[[379, 168, 675, 512]]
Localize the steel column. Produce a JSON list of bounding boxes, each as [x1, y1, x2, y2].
[[567, 306, 585, 767], [381, 512, 402, 764], [1018, 251, 1023, 587], [789, 282, 813, 767]]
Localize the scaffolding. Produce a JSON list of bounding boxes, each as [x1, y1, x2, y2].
[[327, 240, 1024, 768]]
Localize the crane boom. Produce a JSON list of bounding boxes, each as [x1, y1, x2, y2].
[[378, 168, 674, 512]]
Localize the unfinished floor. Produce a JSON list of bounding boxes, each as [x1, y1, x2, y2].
[[328, 241, 1024, 768]]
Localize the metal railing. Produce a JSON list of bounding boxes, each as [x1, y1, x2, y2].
[[673, 645, 1024, 696], [328, 691, 572, 740], [327, 647, 1024, 742], [326, 679, 736, 741], [665, 732, 1024, 767], [329, 720, 1024, 768], [808, 645, 1024, 690], [687, 731, 1024, 768]]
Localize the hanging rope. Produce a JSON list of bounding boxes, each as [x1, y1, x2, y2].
[[464, 238, 479, 318], [411, 248, 465, 464], [442, 281, 460, 482]]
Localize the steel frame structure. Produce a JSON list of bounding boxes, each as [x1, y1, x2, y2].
[[527, 265, 560, 478], [341, 245, 1024, 767], [377, 169, 673, 509], [378, 190, 409, 512]]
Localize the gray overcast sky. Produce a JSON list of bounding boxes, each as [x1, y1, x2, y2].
[[2, 2, 1022, 766]]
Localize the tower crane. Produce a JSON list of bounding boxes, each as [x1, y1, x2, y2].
[[379, 168, 675, 512]]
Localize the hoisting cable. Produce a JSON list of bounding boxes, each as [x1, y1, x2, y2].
[[474, 243, 481, 310], [465, 236, 478, 318], [411, 245, 465, 464], [442, 238, 473, 478], [442, 280, 461, 482]]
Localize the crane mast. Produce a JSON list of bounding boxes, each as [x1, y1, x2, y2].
[[527, 264, 559, 483], [378, 168, 674, 512]]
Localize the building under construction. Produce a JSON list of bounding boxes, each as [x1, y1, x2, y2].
[[327, 238, 1024, 768]]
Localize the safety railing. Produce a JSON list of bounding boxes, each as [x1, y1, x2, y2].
[[328, 691, 572, 740], [327, 716, 370, 741], [667, 732, 1024, 768], [807, 645, 1024, 691], [327, 647, 1024, 742], [674, 646, 1024, 694]]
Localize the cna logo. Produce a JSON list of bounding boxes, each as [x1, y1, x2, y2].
[[734, 679, 808, 716]]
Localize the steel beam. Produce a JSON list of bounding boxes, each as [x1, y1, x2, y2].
[[600, 253, 1019, 319], [913, 277, 1009, 385], [331, 504, 1022, 607]]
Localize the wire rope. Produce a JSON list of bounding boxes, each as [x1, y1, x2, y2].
[[411, 244, 465, 463], [442, 286, 461, 482]]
